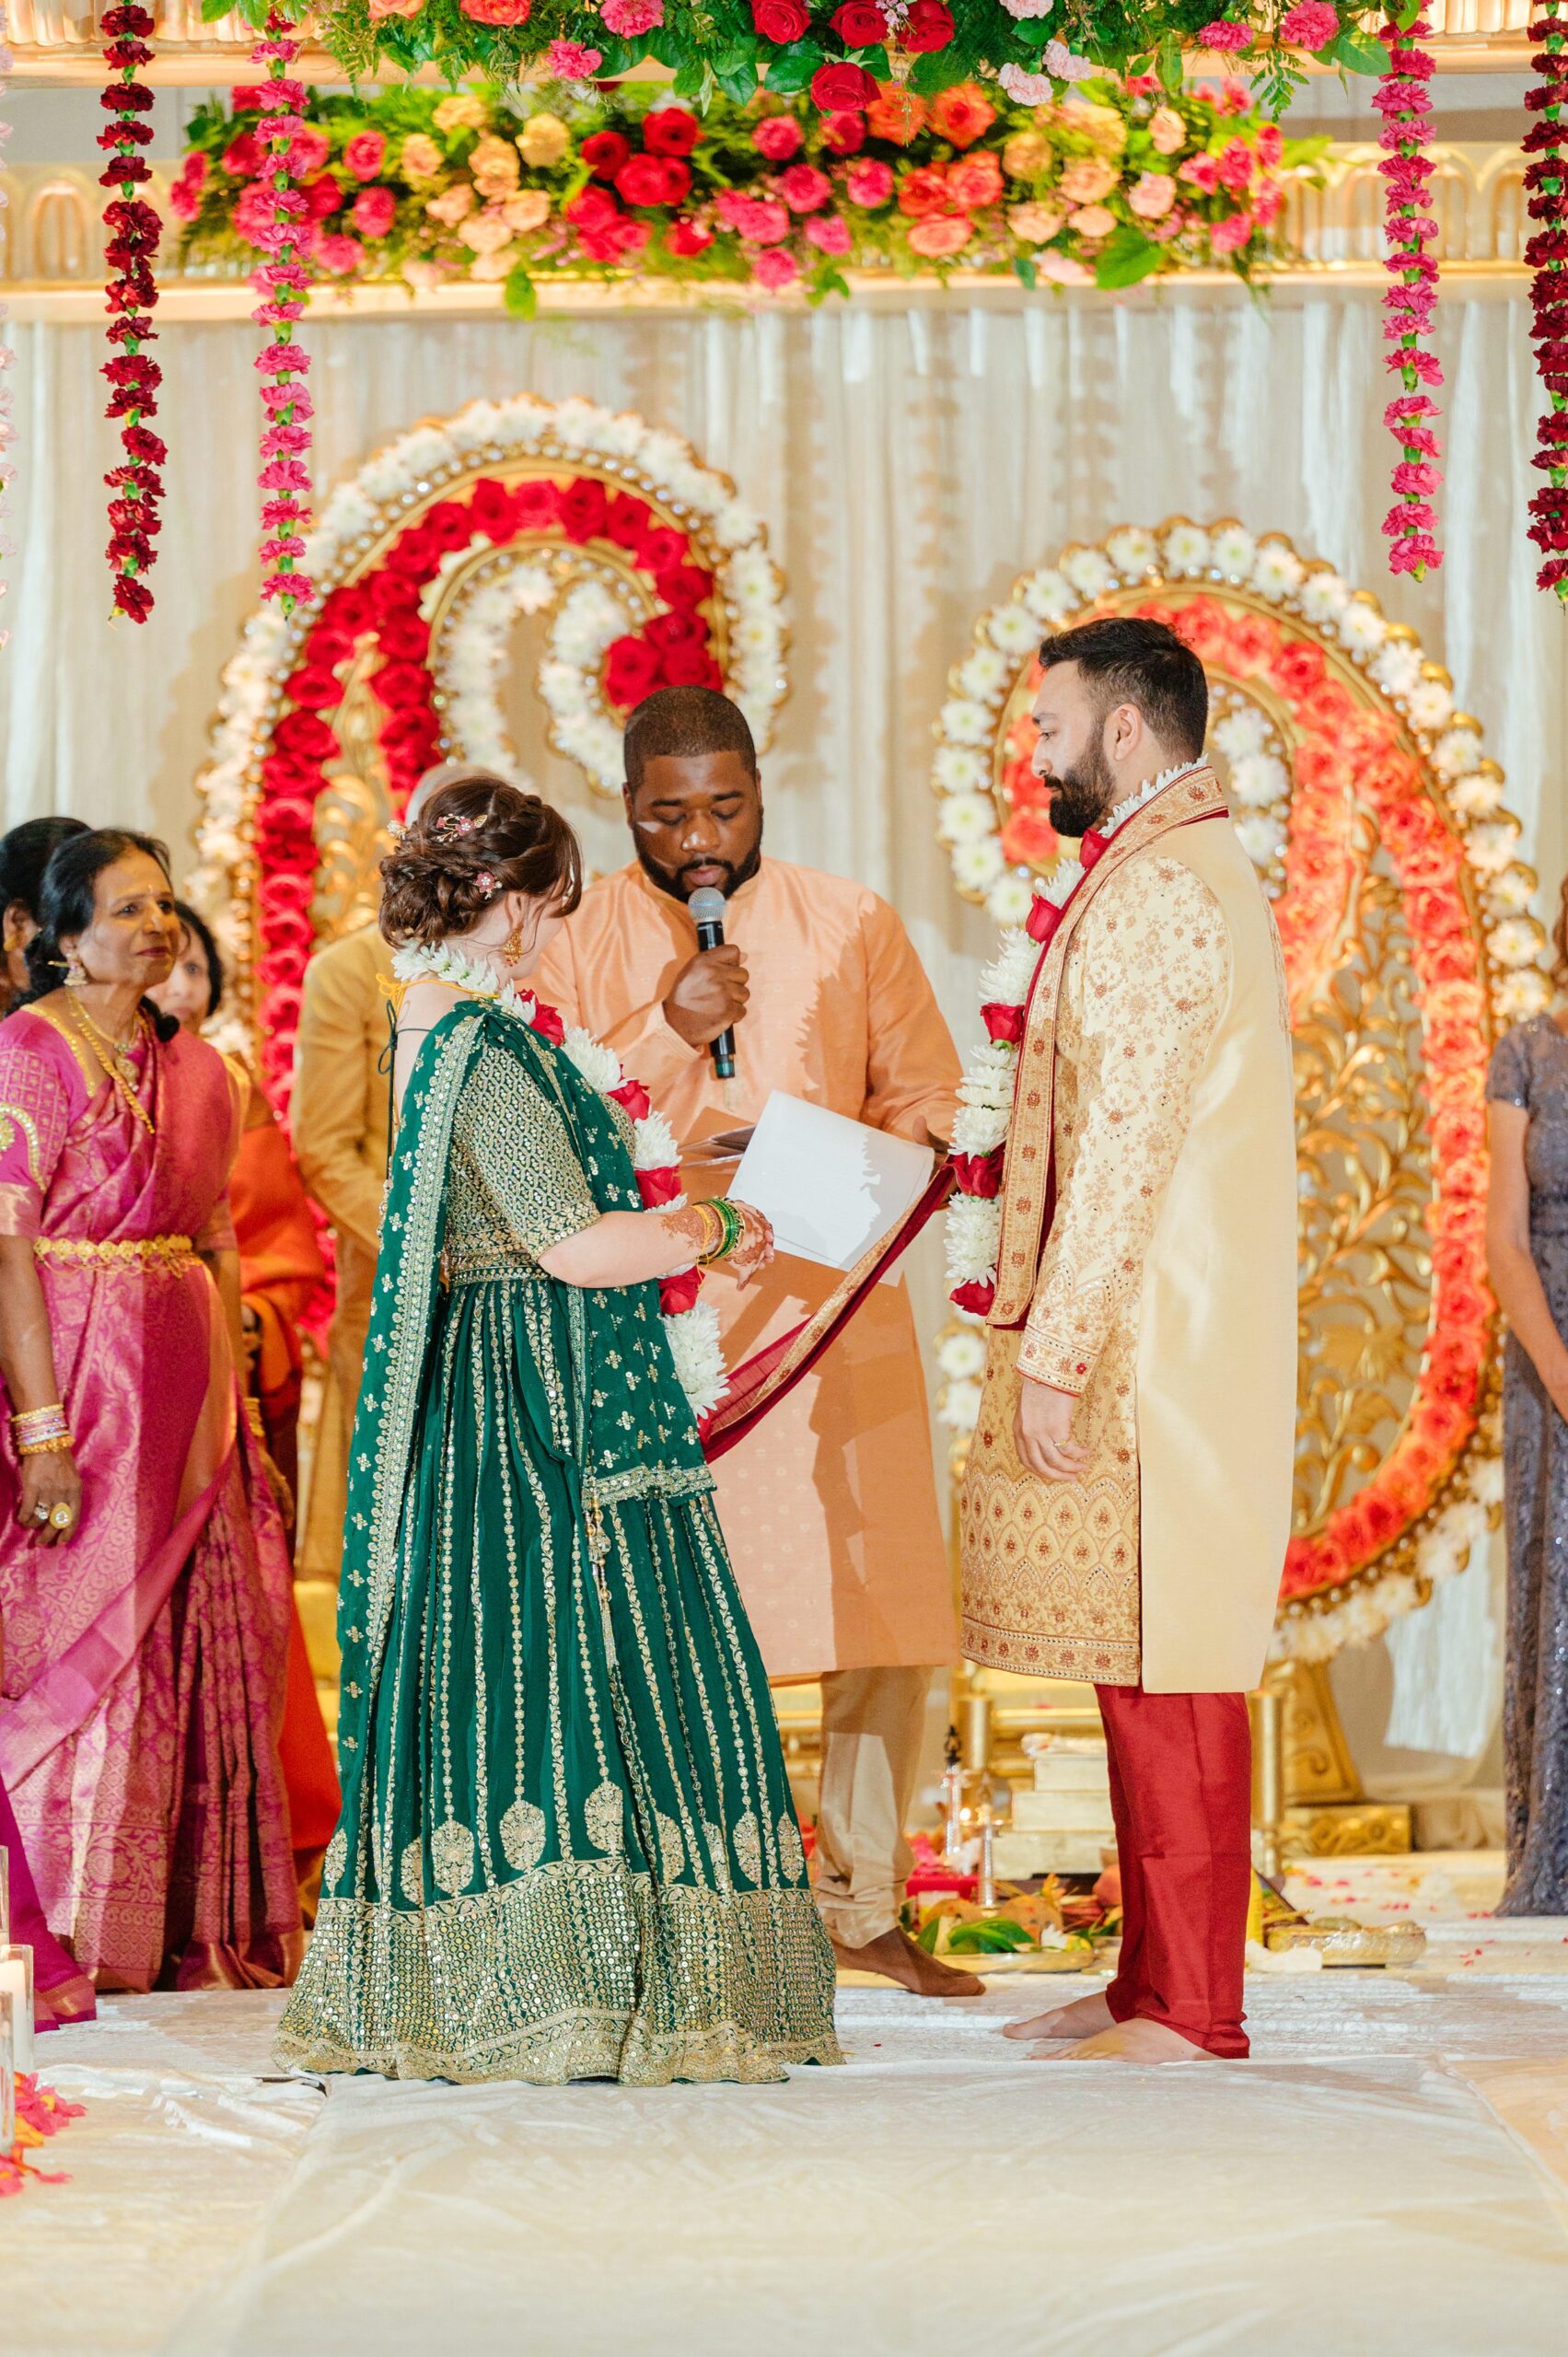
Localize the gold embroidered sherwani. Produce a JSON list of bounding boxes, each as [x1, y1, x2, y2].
[[960, 768, 1296, 1695], [292, 923, 395, 1582]]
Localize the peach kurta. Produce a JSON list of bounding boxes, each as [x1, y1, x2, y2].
[[536, 858, 960, 1679]]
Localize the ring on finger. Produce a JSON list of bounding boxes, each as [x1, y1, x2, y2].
[[48, 1502, 75, 1532], [31, 1502, 51, 1524]]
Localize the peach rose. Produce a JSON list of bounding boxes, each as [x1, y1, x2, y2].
[[1059, 157, 1117, 205], [1008, 200, 1067, 244], [1036, 250, 1093, 284], [469, 246, 519, 282], [907, 214, 974, 256], [1148, 105, 1187, 156], [503, 189, 552, 233], [459, 207, 516, 253], [517, 112, 570, 168], [1128, 169, 1177, 220], [947, 152, 1004, 211], [1002, 131, 1051, 180], [470, 134, 521, 197], [1068, 203, 1116, 238], [425, 183, 477, 226], [1063, 99, 1128, 152], [433, 94, 490, 134], [368, 0, 422, 16], [400, 134, 443, 181]]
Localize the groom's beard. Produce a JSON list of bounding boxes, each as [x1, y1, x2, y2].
[[1045, 741, 1117, 840]]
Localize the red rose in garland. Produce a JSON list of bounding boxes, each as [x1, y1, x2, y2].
[[99, 5, 163, 622], [1527, 3, 1568, 595], [250, 10, 315, 614]]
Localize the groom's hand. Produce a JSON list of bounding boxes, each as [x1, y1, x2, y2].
[[1015, 1376, 1087, 1482]]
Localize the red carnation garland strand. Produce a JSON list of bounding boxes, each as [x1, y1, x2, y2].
[[1526, 3, 1568, 598], [251, 11, 313, 614], [98, 5, 164, 622], [1375, 6, 1444, 579]]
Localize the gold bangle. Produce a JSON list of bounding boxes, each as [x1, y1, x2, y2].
[[244, 1397, 265, 1441], [12, 1401, 66, 1434], [17, 1432, 74, 1457], [691, 1202, 726, 1265]]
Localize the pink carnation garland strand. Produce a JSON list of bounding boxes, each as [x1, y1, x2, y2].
[[251, 11, 314, 614], [1376, 6, 1444, 578], [1525, 3, 1568, 597], [99, 4, 164, 622]]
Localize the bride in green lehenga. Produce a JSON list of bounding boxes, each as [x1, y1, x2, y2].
[[275, 776, 842, 2085]]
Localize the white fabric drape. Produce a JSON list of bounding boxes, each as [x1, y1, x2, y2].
[[2, 286, 1560, 1780]]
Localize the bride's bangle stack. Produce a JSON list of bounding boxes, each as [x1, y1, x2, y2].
[[11, 1403, 74, 1457], [692, 1198, 745, 1268]]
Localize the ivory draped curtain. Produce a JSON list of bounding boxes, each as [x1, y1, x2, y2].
[[2, 284, 1560, 1785]]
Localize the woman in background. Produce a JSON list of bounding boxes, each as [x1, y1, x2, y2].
[[150, 901, 341, 1897], [0, 830, 298, 1989], [1, 818, 89, 1016], [1486, 873, 1568, 1915]]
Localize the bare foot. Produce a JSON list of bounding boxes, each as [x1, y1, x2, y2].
[[1039, 2017, 1219, 2064], [830, 1925, 986, 1999], [1001, 1990, 1113, 2042]]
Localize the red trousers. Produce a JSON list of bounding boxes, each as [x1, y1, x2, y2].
[[1095, 1684, 1253, 2060]]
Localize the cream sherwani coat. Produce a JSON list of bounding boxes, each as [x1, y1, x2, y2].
[[536, 858, 960, 1681], [960, 769, 1296, 1695]]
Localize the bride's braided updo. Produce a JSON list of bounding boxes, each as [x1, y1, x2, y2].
[[379, 775, 583, 948]]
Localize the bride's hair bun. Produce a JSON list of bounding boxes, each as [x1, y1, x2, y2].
[[379, 775, 583, 948]]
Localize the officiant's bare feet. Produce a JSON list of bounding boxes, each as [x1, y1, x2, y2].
[[1001, 1990, 1114, 2042], [830, 1925, 985, 1999], [1041, 2018, 1219, 2064]]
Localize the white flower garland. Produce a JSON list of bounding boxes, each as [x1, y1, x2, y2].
[[189, 392, 788, 1005], [929, 515, 1552, 1023], [389, 937, 726, 1418]]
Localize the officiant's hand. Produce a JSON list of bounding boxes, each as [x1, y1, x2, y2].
[[1015, 1377, 1087, 1482], [664, 946, 750, 1050]]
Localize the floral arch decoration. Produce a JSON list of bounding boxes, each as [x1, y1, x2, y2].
[[930, 517, 1554, 1662], [189, 392, 787, 1110]]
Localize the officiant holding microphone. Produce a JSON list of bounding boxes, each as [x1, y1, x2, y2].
[[536, 686, 979, 1997]]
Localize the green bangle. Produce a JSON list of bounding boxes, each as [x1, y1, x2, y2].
[[700, 1197, 744, 1266]]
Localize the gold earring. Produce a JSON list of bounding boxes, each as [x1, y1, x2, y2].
[[64, 948, 87, 988], [503, 924, 525, 963]]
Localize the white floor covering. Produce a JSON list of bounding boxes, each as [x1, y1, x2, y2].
[[9, 1861, 1568, 2357]]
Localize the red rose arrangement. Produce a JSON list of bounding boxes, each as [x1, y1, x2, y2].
[[1374, 6, 1444, 579], [249, 10, 314, 614], [98, 5, 164, 623], [251, 473, 720, 1108], [1526, 3, 1568, 598]]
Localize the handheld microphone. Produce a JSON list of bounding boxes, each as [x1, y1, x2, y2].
[[687, 886, 737, 1080]]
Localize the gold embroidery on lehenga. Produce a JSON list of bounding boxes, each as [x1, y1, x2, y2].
[[400, 1840, 424, 1905], [500, 1798, 547, 1874], [777, 1813, 805, 1884], [733, 1812, 761, 1887], [657, 1811, 686, 1883], [584, 1781, 624, 1854], [431, 1817, 476, 1897]]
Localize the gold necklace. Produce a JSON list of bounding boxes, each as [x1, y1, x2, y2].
[[67, 993, 155, 1137]]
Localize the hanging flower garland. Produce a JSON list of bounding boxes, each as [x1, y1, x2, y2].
[[250, 11, 314, 614], [1526, 4, 1568, 598], [387, 936, 726, 1416], [1375, 6, 1443, 579], [98, 4, 164, 623]]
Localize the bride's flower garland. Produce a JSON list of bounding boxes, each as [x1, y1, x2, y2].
[[945, 761, 1201, 1317], [389, 937, 726, 1418]]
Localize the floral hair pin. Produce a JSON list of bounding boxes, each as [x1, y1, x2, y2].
[[475, 871, 499, 895], [388, 818, 409, 842], [434, 812, 479, 840]]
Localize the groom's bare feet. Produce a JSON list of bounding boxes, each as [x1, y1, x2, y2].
[[1001, 1990, 1113, 2042], [830, 1925, 985, 1998], [1038, 2017, 1218, 2064]]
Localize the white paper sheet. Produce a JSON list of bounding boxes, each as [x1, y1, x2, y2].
[[728, 1093, 934, 1274]]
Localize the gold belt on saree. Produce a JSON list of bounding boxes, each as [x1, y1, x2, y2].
[[33, 1234, 196, 1275]]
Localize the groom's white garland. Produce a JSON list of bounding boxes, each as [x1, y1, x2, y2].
[[945, 762, 1202, 1316], [391, 938, 726, 1417]]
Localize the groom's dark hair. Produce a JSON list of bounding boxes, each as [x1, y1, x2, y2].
[[1040, 615, 1208, 761], [623, 686, 758, 795]]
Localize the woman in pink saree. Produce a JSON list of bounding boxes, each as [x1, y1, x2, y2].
[[0, 830, 299, 1991]]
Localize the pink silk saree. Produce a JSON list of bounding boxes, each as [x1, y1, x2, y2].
[[0, 1008, 299, 1990]]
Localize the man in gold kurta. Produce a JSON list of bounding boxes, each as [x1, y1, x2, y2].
[[537, 687, 980, 1998], [962, 618, 1296, 2063]]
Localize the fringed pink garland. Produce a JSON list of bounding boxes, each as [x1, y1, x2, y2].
[[251, 11, 314, 614], [1525, 4, 1568, 598], [1375, 6, 1443, 579], [99, 4, 164, 622]]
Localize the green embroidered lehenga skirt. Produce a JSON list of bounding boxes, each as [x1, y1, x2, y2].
[[275, 1000, 842, 2085]]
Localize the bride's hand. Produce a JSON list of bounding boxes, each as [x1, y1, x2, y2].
[[17, 1448, 82, 1547], [727, 1201, 774, 1288]]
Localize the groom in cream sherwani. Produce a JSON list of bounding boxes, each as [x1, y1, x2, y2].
[[960, 615, 1297, 2063]]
